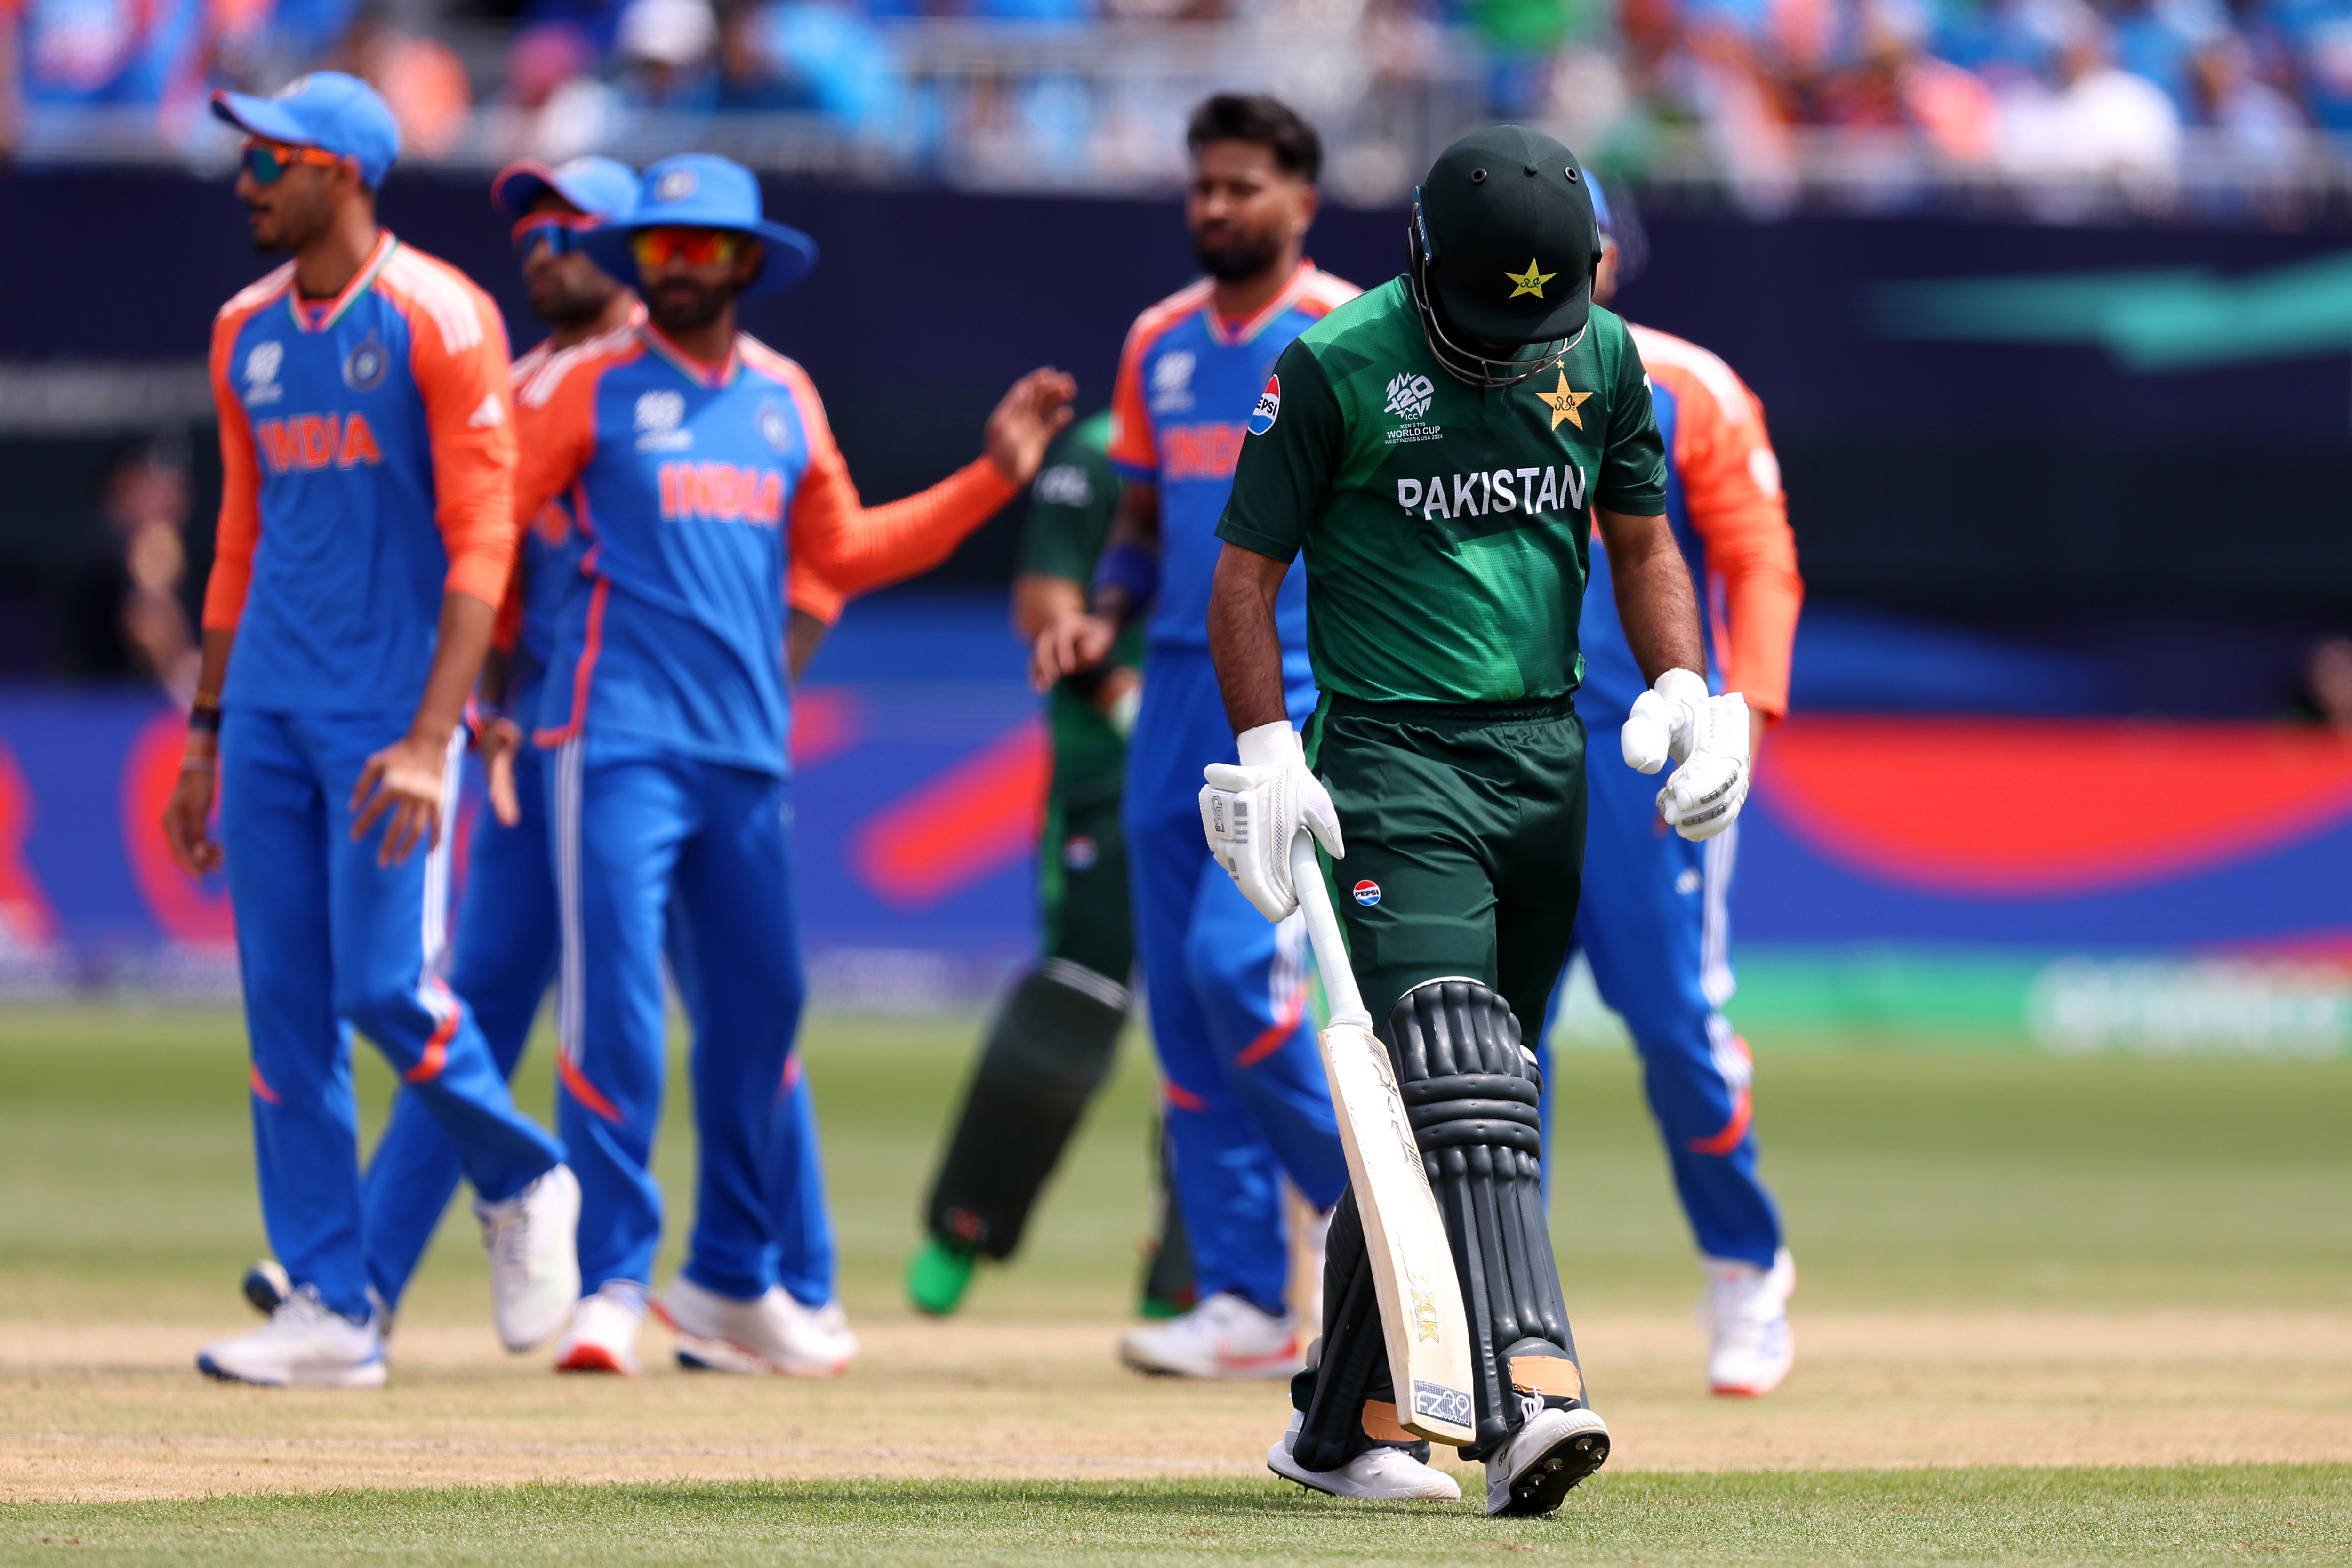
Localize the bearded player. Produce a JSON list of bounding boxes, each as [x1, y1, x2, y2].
[[510, 154, 1074, 1375], [1533, 177, 1804, 1398], [1033, 95, 1354, 1377], [1200, 126, 1752, 1512]]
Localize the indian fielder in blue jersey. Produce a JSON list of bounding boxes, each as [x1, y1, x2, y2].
[[1035, 96, 1353, 1379], [166, 73, 579, 1389]]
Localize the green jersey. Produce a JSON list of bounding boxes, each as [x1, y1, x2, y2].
[[1216, 279, 1667, 705], [1016, 410, 1141, 785]]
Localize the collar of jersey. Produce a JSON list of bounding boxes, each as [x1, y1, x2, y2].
[[637, 323, 740, 389], [285, 231, 398, 336], [1203, 258, 1317, 348]]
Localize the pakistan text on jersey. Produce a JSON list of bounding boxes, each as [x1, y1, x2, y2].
[[254, 413, 384, 475], [658, 461, 787, 525], [1397, 465, 1587, 522]]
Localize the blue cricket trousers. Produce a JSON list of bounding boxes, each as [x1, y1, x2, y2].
[[1124, 647, 1347, 1319], [218, 707, 564, 1323], [1538, 717, 1783, 1270], [361, 738, 840, 1310], [549, 732, 814, 1303]]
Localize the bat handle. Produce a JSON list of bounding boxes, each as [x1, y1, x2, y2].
[[1289, 828, 1371, 1029]]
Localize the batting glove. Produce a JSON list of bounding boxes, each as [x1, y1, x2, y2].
[[1622, 667, 1751, 843], [1199, 722, 1345, 922]]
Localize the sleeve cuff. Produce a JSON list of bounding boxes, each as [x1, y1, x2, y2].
[[445, 556, 513, 608], [1213, 519, 1300, 563], [1597, 488, 1668, 518]]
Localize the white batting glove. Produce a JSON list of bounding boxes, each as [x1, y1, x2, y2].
[[1621, 667, 1751, 842], [1199, 722, 1344, 923]]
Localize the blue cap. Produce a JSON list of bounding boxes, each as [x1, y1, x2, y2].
[[211, 72, 399, 190], [492, 156, 640, 220], [1585, 169, 1613, 236], [581, 153, 819, 301]]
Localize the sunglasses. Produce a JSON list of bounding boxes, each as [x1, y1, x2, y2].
[[512, 213, 597, 261], [633, 228, 742, 270], [240, 137, 347, 185]]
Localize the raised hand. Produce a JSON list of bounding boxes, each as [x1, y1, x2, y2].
[[985, 367, 1079, 485]]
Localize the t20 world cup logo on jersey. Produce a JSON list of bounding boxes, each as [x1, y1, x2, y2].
[[1248, 374, 1281, 436], [242, 341, 285, 407], [1149, 350, 1195, 413], [635, 390, 692, 452], [1383, 373, 1434, 421]]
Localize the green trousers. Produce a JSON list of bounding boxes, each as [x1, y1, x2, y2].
[[1303, 692, 1589, 1044]]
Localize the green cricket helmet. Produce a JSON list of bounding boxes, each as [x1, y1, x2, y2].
[[1408, 125, 1602, 387]]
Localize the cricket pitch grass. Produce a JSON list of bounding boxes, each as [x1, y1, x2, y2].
[[0, 1002, 2344, 1562]]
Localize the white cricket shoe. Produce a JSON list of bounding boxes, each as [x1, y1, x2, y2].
[[475, 1163, 582, 1353], [654, 1276, 857, 1377], [1699, 1247, 1795, 1397], [554, 1280, 646, 1375], [809, 1298, 862, 1362], [1119, 1290, 1299, 1379], [197, 1287, 386, 1388], [1483, 1404, 1611, 1516], [1266, 1411, 1461, 1500]]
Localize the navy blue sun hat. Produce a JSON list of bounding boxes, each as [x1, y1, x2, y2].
[[492, 155, 641, 220], [581, 153, 818, 300], [210, 72, 400, 189]]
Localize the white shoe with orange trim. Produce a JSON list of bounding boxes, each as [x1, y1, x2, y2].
[[554, 1280, 646, 1375], [1700, 1246, 1795, 1396], [1118, 1291, 1300, 1379]]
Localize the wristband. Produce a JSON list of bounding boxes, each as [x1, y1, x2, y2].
[[187, 706, 222, 735], [1090, 542, 1158, 621], [180, 754, 217, 774]]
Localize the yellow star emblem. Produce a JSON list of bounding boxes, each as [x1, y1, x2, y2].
[[1504, 258, 1556, 299], [1536, 366, 1593, 431]]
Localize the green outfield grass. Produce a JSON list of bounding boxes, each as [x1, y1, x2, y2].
[[0, 1001, 2347, 1321], [2, 1467, 2346, 1565]]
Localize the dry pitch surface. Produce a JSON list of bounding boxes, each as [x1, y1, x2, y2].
[[5, 1308, 2350, 1501]]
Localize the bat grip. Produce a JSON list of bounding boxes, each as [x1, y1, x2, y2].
[[1290, 828, 1371, 1029]]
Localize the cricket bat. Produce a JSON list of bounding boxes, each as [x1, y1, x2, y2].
[[1288, 829, 1476, 1447]]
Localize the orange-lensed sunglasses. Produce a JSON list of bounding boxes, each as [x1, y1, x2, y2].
[[633, 228, 742, 269], [240, 137, 348, 185]]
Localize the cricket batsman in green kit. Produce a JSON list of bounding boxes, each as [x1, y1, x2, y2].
[[1199, 125, 1754, 1513]]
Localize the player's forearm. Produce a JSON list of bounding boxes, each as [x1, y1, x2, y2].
[[1208, 543, 1292, 734], [1013, 574, 1085, 643], [409, 593, 498, 746], [1596, 508, 1705, 685], [787, 610, 827, 683], [182, 628, 236, 759], [1091, 483, 1161, 629], [478, 647, 513, 713]]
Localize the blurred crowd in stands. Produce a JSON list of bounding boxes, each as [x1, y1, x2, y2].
[[4, 0, 2349, 204]]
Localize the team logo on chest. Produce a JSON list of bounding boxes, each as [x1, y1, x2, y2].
[[243, 341, 285, 407], [756, 401, 793, 453], [1536, 366, 1593, 431], [341, 336, 388, 392], [635, 389, 692, 452]]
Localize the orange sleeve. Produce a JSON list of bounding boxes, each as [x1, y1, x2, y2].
[[780, 366, 1019, 618], [510, 356, 601, 541], [1106, 319, 1157, 476], [201, 309, 261, 632], [409, 281, 519, 608], [1664, 363, 1803, 721]]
